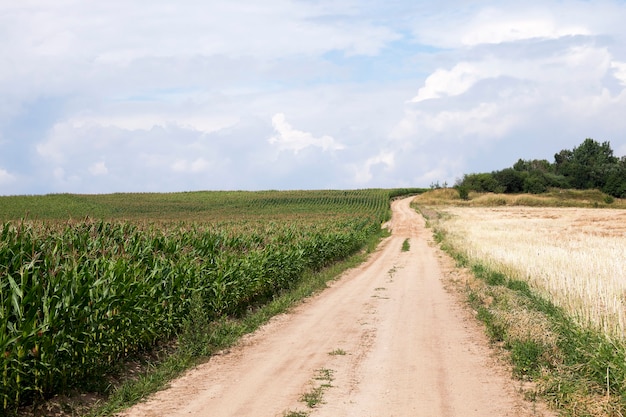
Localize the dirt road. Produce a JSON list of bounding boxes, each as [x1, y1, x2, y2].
[[119, 197, 551, 417]]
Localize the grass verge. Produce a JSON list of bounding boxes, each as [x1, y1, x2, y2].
[[426, 217, 626, 416], [83, 229, 386, 417]]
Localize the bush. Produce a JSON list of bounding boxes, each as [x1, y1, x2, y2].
[[459, 173, 504, 193], [457, 186, 470, 200], [493, 168, 525, 193], [523, 174, 548, 194]]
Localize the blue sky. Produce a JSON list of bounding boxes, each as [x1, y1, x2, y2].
[[1, 0, 626, 195]]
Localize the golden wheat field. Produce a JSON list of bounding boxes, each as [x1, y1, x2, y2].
[[432, 206, 626, 340]]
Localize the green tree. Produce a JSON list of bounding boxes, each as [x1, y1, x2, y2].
[[493, 168, 525, 193], [523, 172, 548, 194], [556, 139, 618, 189], [513, 158, 553, 173], [603, 157, 626, 198], [459, 173, 505, 193]]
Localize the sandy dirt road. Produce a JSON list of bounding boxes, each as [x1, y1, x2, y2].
[[119, 197, 552, 417]]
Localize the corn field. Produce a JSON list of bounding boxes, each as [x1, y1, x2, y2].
[[0, 189, 421, 411]]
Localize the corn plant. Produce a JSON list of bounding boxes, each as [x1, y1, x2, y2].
[[0, 188, 411, 411]]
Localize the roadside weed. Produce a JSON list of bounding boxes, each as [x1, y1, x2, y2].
[[283, 411, 309, 417], [300, 368, 334, 408]]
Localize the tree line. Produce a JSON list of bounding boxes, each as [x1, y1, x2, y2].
[[455, 138, 626, 198]]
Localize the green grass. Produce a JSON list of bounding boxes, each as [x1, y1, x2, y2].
[[401, 238, 410, 252]]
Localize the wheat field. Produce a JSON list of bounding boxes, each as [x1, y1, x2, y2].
[[431, 206, 626, 340]]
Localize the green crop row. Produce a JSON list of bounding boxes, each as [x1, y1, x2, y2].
[[0, 189, 415, 411], [0, 189, 414, 222]]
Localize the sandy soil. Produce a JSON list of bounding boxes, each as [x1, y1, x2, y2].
[[118, 197, 554, 417]]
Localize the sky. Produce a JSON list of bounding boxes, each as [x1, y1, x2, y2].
[[1, 0, 626, 195]]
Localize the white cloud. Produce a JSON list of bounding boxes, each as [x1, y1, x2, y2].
[[392, 102, 520, 144], [88, 161, 108, 176], [0, 1, 399, 71], [611, 62, 626, 87], [171, 158, 210, 173], [411, 61, 502, 102], [352, 151, 395, 183], [0, 168, 16, 185], [396, 37, 626, 172], [412, 3, 600, 49], [68, 114, 239, 135], [36, 123, 78, 163], [412, 44, 615, 103], [31, 119, 234, 192], [460, 9, 590, 46], [269, 113, 345, 153]]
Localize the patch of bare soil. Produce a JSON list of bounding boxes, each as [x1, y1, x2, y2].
[[118, 198, 556, 417]]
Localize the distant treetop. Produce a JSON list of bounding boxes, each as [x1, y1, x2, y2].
[[456, 138, 626, 198]]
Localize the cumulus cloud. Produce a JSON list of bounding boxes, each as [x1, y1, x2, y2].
[[612, 62, 626, 87], [88, 161, 108, 176], [459, 9, 590, 46], [171, 158, 210, 173], [412, 3, 599, 49], [67, 108, 241, 135], [352, 151, 395, 183], [268, 113, 345, 154], [410, 61, 502, 102], [31, 119, 237, 193], [412, 44, 616, 103], [393, 103, 519, 143], [0, 168, 16, 185]]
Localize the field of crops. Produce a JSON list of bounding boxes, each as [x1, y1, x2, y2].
[[0, 189, 422, 412], [426, 205, 626, 340]]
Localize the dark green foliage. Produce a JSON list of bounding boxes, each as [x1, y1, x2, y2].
[[523, 171, 549, 194], [513, 158, 552, 173], [456, 138, 626, 197], [555, 138, 618, 189], [457, 173, 505, 193], [602, 158, 626, 198], [457, 186, 470, 200], [493, 168, 525, 193]]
